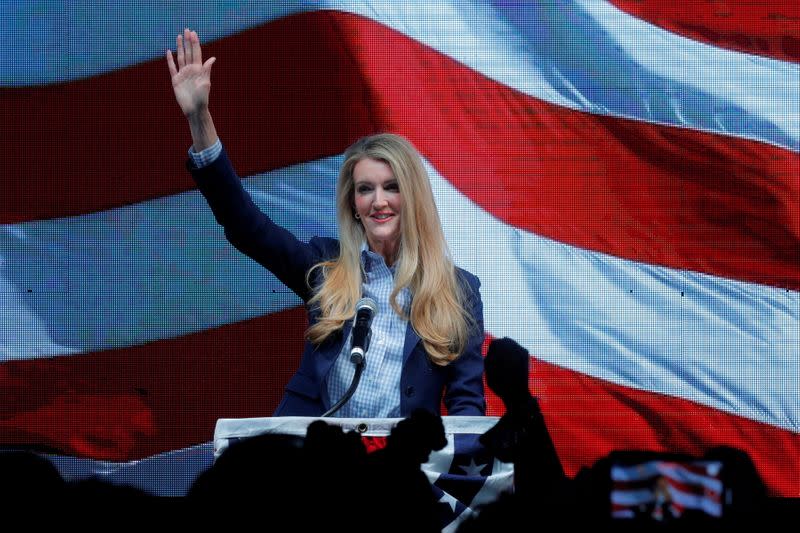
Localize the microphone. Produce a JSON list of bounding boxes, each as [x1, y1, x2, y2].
[[350, 297, 378, 365], [321, 297, 378, 417]]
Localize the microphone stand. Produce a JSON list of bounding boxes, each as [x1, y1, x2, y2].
[[321, 332, 370, 418]]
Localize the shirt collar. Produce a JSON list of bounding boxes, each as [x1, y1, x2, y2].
[[360, 241, 396, 275]]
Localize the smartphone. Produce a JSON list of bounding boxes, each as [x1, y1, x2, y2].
[[608, 451, 727, 522]]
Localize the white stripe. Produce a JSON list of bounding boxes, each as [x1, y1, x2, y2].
[[1, 155, 797, 433], [214, 415, 499, 458], [48, 442, 216, 497], [2, 1, 797, 150], [612, 461, 661, 481], [432, 158, 799, 433], [611, 488, 655, 506], [659, 463, 723, 493], [670, 486, 722, 517], [0, 157, 339, 359]]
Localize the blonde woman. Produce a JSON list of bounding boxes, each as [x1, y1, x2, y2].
[[168, 29, 485, 417]]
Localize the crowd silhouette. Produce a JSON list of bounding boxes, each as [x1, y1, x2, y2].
[[1, 338, 796, 530]]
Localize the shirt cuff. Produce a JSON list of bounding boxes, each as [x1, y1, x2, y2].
[[188, 139, 223, 168]]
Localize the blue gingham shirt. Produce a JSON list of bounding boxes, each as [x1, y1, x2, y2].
[[325, 244, 410, 418], [190, 141, 409, 417]]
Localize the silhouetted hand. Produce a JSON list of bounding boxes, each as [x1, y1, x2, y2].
[[485, 337, 531, 409]]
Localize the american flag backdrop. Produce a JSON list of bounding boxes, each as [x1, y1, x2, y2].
[[1, 0, 798, 499]]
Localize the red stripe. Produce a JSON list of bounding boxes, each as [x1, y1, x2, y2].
[[478, 336, 795, 498], [2, 11, 798, 289], [0, 307, 307, 461], [611, 502, 636, 513], [361, 436, 389, 453], [609, 0, 800, 63], [670, 500, 686, 516], [528, 357, 799, 498], [1, 323, 797, 496], [0, 12, 378, 224]]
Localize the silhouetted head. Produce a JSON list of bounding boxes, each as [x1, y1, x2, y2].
[[386, 408, 447, 465], [189, 433, 305, 505], [0, 450, 65, 501]]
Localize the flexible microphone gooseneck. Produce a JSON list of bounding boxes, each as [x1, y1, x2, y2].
[[322, 297, 378, 417]]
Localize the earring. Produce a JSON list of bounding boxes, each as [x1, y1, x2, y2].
[[354, 212, 361, 219]]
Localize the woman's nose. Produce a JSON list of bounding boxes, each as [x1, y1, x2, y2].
[[373, 188, 387, 207]]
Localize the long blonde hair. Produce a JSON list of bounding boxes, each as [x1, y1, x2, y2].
[[306, 133, 474, 365]]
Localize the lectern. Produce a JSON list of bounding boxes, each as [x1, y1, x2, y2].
[[214, 416, 514, 529]]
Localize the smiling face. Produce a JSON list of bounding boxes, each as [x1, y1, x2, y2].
[[352, 157, 403, 264]]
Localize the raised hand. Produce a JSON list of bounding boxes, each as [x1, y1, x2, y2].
[[166, 28, 216, 118]]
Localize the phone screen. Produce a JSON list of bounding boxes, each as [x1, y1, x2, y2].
[[610, 459, 725, 521]]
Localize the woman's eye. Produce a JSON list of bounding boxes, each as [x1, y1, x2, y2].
[[357, 185, 371, 193], [386, 183, 399, 192]]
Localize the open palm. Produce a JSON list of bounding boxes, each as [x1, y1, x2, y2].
[[166, 29, 216, 117]]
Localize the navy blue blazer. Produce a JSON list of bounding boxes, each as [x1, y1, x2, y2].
[[189, 148, 485, 417]]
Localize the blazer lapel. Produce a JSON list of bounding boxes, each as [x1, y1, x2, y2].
[[402, 322, 422, 364], [315, 320, 353, 380]]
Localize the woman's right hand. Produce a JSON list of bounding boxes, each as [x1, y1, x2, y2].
[[166, 28, 216, 118]]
